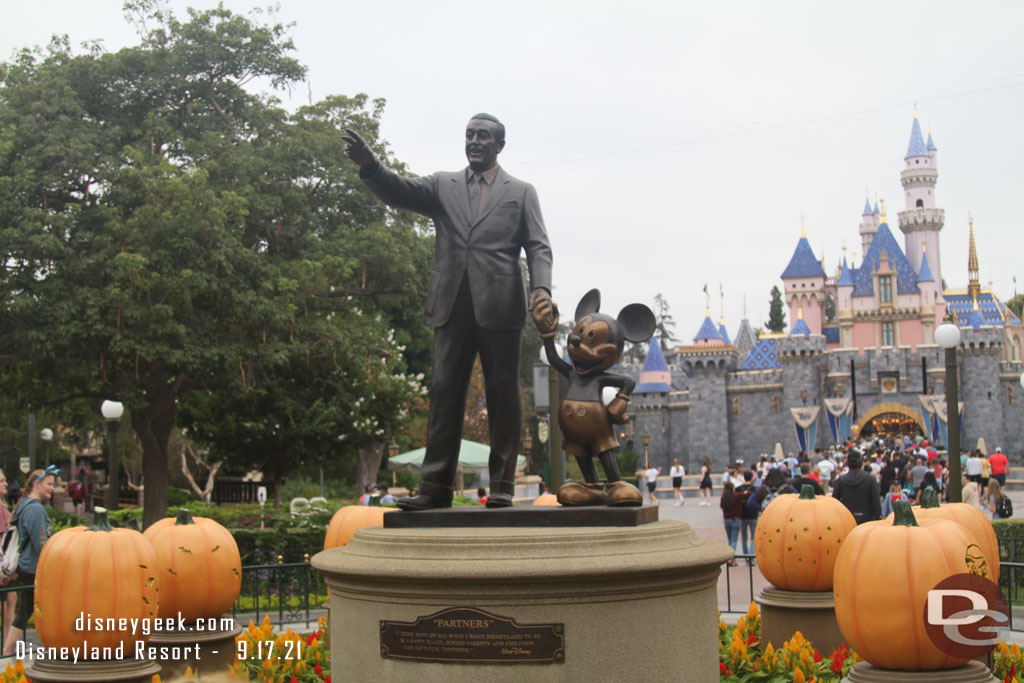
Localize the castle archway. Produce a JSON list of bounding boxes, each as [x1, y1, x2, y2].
[[854, 402, 926, 440]]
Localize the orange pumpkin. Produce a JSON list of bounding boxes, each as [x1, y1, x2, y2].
[[915, 488, 999, 580], [834, 501, 979, 670], [532, 494, 561, 506], [143, 509, 242, 621], [753, 484, 856, 591], [323, 505, 391, 550], [35, 507, 159, 652]]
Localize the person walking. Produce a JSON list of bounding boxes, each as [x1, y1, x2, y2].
[[719, 481, 747, 567], [989, 447, 1009, 487], [735, 471, 759, 562], [3, 466, 56, 656], [698, 459, 713, 506], [669, 458, 685, 506], [0, 469, 15, 639], [833, 451, 881, 525], [961, 473, 980, 508], [985, 479, 1010, 520], [645, 463, 661, 505]]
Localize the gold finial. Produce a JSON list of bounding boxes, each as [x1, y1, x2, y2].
[[967, 214, 981, 300], [797, 300, 804, 319], [800, 213, 806, 238], [922, 240, 927, 253], [879, 198, 886, 222], [914, 103, 918, 119]]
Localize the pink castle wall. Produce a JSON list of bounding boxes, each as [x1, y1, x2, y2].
[[852, 322, 875, 350], [900, 320, 925, 349]]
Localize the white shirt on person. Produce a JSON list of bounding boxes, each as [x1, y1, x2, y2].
[[670, 465, 685, 478]]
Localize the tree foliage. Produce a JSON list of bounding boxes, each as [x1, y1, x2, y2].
[[653, 292, 676, 353], [0, 2, 430, 525], [767, 286, 787, 333]]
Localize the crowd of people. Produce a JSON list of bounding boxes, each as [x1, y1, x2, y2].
[[713, 438, 1013, 564]]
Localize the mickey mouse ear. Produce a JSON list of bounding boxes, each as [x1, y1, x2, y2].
[[574, 289, 601, 323], [618, 303, 657, 343]]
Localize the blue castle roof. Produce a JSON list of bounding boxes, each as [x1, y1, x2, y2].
[[635, 337, 676, 394], [694, 315, 723, 342], [862, 198, 873, 215], [906, 117, 928, 158], [966, 307, 986, 331], [945, 292, 1022, 327], [823, 327, 840, 344], [851, 222, 920, 297], [781, 237, 827, 279], [791, 317, 811, 337], [873, 201, 879, 214], [927, 131, 937, 152], [838, 256, 854, 287], [917, 252, 934, 283], [718, 322, 731, 345], [739, 338, 780, 370], [641, 336, 669, 371]]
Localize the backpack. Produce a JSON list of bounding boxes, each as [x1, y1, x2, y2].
[[761, 486, 783, 512], [998, 495, 1013, 519], [0, 525, 21, 580]]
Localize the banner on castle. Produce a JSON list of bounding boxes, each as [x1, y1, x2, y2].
[[918, 395, 946, 442], [790, 407, 820, 454], [823, 398, 853, 444], [932, 400, 965, 450]]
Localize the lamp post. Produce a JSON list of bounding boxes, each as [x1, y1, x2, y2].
[[642, 430, 651, 470], [101, 400, 125, 511], [935, 323, 962, 503], [388, 438, 400, 488], [39, 428, 53, 467]]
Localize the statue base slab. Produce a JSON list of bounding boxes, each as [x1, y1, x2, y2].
[[314, 519, 731, 682]]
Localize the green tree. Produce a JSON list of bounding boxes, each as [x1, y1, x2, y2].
[[1007, 293, 1023, 319], [767, 286, 787, 333], [824, 293, 836, 323], [0, 2, 429, 525], [653, 292, 677, 353]]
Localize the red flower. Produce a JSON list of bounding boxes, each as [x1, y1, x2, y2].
[[747, 633, 757, 645], [720, 661, 728, 676], [290, 676, 299, 683], [315, 662, 323, 677], [813, 650, 822, 663]]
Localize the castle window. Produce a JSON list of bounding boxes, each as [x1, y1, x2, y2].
[[881, 321, 895, 347], [879, 275, 892, 304], [771, 395, 780, 413], [916, 199, 924, 208]]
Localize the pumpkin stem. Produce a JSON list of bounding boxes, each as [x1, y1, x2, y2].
[[892, 500, 919, 527], [920, 488, 940, 509], [799, 484, 816, 500], [89, 507, 114, 532], [175, 509, 196, 525]]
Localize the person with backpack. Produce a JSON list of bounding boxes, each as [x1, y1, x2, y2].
[[2, 466, 56, 656], [747, 467, 797, 513], [735, 470, 760, 561], [986, 479, 1012, 520], [833, 451, 881, 525]]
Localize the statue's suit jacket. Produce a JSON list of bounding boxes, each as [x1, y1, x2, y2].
[[361, 164, 553, 328]]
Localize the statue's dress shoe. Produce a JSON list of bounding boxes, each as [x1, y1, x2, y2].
[[606, 480, 643, 506], [485, 492, 513, 508], [556, 482, 608, 506], [396, 494, 452, 511]]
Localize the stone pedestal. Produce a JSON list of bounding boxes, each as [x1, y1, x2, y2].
[[842, 660, 997, 682], [146, 623, 243, 680], [756, 586, 843, 654], [26, 658, 160, 683], [313, 519, 732, 683]]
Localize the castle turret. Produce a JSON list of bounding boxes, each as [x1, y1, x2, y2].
[[781, 225, 827, 335], [898, 108, 944, 295], [859, 195, 880, 255], [634, 337, 676, 394]]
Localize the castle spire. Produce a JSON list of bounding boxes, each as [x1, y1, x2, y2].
[[967, 215, 981, 299]]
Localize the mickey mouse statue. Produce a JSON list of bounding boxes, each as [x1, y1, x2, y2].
[[532, 289, 657, 506]]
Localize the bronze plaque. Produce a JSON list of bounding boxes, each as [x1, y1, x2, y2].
[[380, 607, 564, 664]]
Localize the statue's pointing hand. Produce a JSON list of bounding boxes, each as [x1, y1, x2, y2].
[[343, 129, 377, 170]]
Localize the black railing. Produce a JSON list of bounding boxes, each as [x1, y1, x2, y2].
[[228, 558, 327, 629], [719, 553, 759, 614]]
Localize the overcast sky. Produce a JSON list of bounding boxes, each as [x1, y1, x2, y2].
[[3, 1, 1022, 343]]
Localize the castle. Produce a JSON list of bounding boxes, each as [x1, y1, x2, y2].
[[627, 111, 1024, 471]]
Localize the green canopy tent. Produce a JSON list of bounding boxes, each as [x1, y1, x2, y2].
[[387, 440, 527, 495]]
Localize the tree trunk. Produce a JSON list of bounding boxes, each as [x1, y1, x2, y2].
[[131, 374, 179, 530], [356, 441, 384, 496]]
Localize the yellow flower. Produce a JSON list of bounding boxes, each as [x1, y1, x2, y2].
[[793, 668, 806, 683]]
